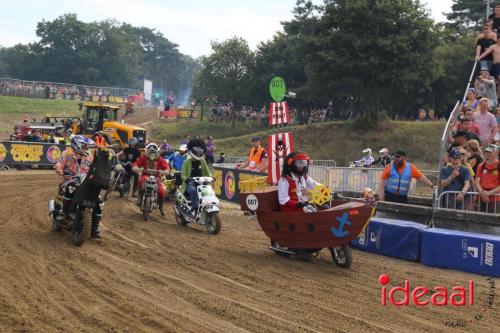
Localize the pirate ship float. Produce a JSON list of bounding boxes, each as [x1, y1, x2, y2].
[[238, 98, 375, 268]]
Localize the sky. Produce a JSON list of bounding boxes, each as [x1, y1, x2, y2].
[[0, 0, 453, 58]]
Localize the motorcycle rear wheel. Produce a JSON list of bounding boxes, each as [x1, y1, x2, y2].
[[205, 212, 221, 235], [51, 214, 62, 232], [330, 245, 352, 268], [71, 209, 92, 246]]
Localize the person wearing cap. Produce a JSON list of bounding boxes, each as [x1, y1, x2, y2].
[[475, 144, 500, 213], [205, 136, 216, 166], [378, 150, 434, 204], [474, 98, 498, 145], [168, 144, 188, 172], [474, 71, 497, 109], [238, 137, 267, 172], [440, 149, 471, 209]]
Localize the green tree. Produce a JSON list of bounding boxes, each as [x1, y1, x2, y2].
[[445, 0, 490, 31]]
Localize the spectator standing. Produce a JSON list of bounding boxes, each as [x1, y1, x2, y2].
[[458, 120, 481, 143], [462, 88, 479, 110], [488, 5, 500, 34], [378, 150, 434, 204], [475, 144, 500, 213], [181, 135, 191, 146], [495, 107, 500, 144], [474, 70, 498, 109], [477, 36, 500, 80], [455, 108, 481, 135], [237, 137, 268, 172], [475, 21, 497, 72], [474, 98, 498, 145], [205, 136, 216, 166], [160, 139, 171, 157], [466, 139, 484, 175], [440, 149, 471, 209]]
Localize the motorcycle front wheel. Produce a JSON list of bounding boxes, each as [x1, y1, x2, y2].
[[174, 204, 188, 226], [71, 208, 92, 246], [103, 172, 117, 201], [330, 245, 352, 268], [142, 196, 152, 221], [205, 212, 221, 235]]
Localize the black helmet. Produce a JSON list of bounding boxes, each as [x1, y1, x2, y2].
[[187, 138, 206, 161]]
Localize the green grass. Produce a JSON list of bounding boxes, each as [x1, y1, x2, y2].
[[0, 96, 81, 114], [153, 119, 446, 168]]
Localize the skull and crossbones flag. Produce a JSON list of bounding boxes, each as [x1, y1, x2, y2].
[[267, 132, 294, 185], [268, 101, 290, 126]]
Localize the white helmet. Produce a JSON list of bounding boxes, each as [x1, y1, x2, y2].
[[362, 148, 372, 156], [379, 148, 389, 156], [145, 143, 160, 160], [178, 144, 188, 152], [71, 135, 94, 157]]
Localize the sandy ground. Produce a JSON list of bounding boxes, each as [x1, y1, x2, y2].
[[0, 171, 498, 333]]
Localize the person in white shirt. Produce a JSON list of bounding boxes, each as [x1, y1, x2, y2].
[[278, 152, 319, 212]]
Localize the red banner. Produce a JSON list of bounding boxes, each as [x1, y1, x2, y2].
[[267, 132, 294, 185]]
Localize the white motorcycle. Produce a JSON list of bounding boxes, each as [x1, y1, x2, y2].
[[174, 176, 222, 235]]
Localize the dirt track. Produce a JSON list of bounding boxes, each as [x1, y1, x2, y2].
[[0, 171, 498, 333]]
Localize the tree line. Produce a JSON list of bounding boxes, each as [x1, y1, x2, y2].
[[0, 14, 198, 95], [193, 0, 486, 121]]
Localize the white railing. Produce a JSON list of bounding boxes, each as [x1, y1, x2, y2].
[[437, 191, 499, 214]]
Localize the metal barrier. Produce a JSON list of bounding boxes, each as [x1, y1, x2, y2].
[[310, 159, 337, 168], [437, 191, 499, 215], [308, 166, 437, 198], [0, 77, 141, 102]]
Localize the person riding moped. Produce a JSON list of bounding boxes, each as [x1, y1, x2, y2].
[[181, 139, 212, 217], [132, 143, 170, 215], [54, 135, 103, 238], [116, 137, 141, 197], [278, 152, 320, 212]]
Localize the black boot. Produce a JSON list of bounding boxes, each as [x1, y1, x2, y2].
[[159, 200, 166, 216], [91, 219, 101, 239]]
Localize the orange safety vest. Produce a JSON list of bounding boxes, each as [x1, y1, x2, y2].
[[248, 146, 265, 170], [95, 136, 107, 147]]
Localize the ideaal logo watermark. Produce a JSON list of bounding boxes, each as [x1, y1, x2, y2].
[[378, 274, 495, 328], [445, 276, 495, 329]]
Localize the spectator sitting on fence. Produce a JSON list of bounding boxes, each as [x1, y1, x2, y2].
[[475, 21, 497, 72], [372, 148, 391, 168], [474, 97, 498, 145], [216, 153, 226, 164], [466, 139, 484, 175], [378, 149, 434, 204], [477, 34, 500, 81], [440, 148, 471, 210], [474, 71, 498, 109], [475, 144, 500, 213]]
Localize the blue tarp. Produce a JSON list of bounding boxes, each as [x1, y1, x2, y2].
[[421, 228, 500, 277], [351, 217, 428, 261]]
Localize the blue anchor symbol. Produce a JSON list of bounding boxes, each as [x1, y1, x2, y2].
[[331, 212, 352, 238]]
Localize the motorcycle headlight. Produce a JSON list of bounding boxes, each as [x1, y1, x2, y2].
[[68, 185, 76, 194], [115, 164, 124, 172], [149, 175, 156, 182]]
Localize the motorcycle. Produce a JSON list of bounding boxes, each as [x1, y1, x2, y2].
[[174, 177, 222, 235], [137, 168, 167, 221], [103, 161, 132, 200], [48, 176, 104, 246], [161, 170, 180, 202], [48, 149, 111, 246]]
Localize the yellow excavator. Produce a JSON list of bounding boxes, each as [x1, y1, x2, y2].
[[42, 102, 146, 149]]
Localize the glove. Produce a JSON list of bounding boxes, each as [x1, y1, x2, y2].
[[186, 177, 193, 183], [296, 201, 308, 208]]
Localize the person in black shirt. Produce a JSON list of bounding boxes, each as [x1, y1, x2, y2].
[[117, 137, 141, 197], [372, 148, 392, 168], [489, 5, 500, 34]]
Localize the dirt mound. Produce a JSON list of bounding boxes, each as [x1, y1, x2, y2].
[[120, 106, 159, 130], [0, 171, 497, 332]]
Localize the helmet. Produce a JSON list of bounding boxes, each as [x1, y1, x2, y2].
[[283, 152, 310, 177], [145, 143, 160, 160], [362, 148, 372, 156], [128, 137, 138, 146], [71, 135, 94, 157], [187, 139, 206, 161], [379, 148, 389, 156], [178, 144, 188, 152]]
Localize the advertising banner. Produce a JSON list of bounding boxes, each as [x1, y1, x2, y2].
[[212, 166, 267, 203], [0, 142, 66, 167], [143, 79, 153, 103]]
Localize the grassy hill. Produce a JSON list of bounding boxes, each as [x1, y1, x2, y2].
[[153, 119, 445, 168]]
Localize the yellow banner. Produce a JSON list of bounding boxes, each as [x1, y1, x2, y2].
[[10, 144, 44, 162]]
